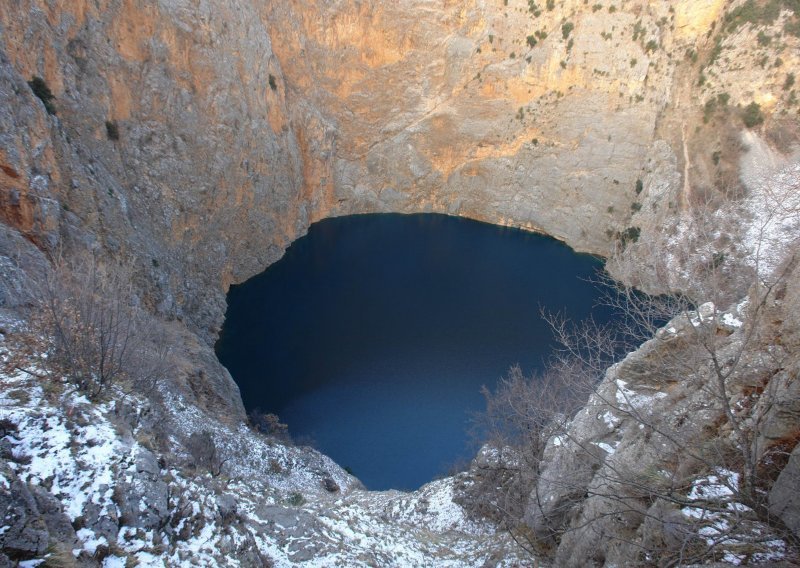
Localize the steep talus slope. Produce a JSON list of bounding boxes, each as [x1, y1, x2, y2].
[[0, 348, 530, 566]]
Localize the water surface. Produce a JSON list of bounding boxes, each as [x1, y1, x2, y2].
[[216, 214, 611, 490]]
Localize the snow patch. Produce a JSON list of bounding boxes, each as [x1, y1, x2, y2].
[[595, 441, 618, 455], [615, 379, 667, 411]]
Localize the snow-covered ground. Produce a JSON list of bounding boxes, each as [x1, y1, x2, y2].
[[681, 470, 789, 566], [0, 348, 531, 567]]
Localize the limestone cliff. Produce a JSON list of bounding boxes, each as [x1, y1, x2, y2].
[[1, 0, 306, 344], [2, 0, 798, 347]]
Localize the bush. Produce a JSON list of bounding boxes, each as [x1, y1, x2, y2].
[[2, 253, 170, 400], [618, 226, 641, 247], [632, 20, 646, 41], [28, 76, 56, 115], [268, 74, 277, 91], [703, 98, 717, 123], [248, 409, 291, 441], [465, 363, 595, 538], [725, 0, 794, 34], [287, 492, 305, 507], [323, 477, 340, 493], [105, 120, 120, 141], [561, 22, 574, 39], [742, 101, 764, 128]]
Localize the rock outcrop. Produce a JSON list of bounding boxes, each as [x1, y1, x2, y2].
[[0, 358, 529, 566], [523, 261, 800, 565]]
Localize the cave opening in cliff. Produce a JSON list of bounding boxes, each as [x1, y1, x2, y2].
[[215, 213, 614, 491]]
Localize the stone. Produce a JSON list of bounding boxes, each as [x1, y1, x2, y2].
[[770, 444, 800, 538], [0, 225, 48, 309], [113, 448, 169, 531], [0, 1, 797, 565], [0, 464, 79, 561], [322, 477, 340, 493], [0, 472, 49, 559], [216, 493, 238, 523]]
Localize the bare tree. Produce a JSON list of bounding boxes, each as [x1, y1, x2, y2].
[[469, 172, 800, 564], [3, 251, 170, 400], [460, 361, 597, 555]]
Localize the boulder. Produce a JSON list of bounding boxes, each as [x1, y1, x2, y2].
[[0, 462, 81, 562], [769, 444, 800, 538], [113, 448, 169, 531]]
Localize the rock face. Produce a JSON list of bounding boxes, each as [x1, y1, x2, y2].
[[0, 461, 84, 565], [1, 0, 797, 348], [522, 261, 800, 565], [0, 0, 306, 344], [265, 0, 671, 245]]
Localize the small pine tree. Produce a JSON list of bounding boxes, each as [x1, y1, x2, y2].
[[742, 101, 764, 128]]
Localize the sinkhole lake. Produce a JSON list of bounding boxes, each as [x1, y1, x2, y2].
[[216, 213, 613, 491]]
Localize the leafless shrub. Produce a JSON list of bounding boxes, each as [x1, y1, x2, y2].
[[463, 362, 596, 554], [3, 251, 170, 400], [470, 173, 800, 562], [185, 430, 227, 476], [248, 409, 291, 443]]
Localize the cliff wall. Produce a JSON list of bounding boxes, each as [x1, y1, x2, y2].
[[0, 1, 799, 564], [3, 0, 797, 342]]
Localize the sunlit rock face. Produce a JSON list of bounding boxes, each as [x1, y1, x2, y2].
[[264, 0, 671, 249]]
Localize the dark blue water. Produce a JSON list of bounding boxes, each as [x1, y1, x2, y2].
[[216, 214, 611, 490]]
